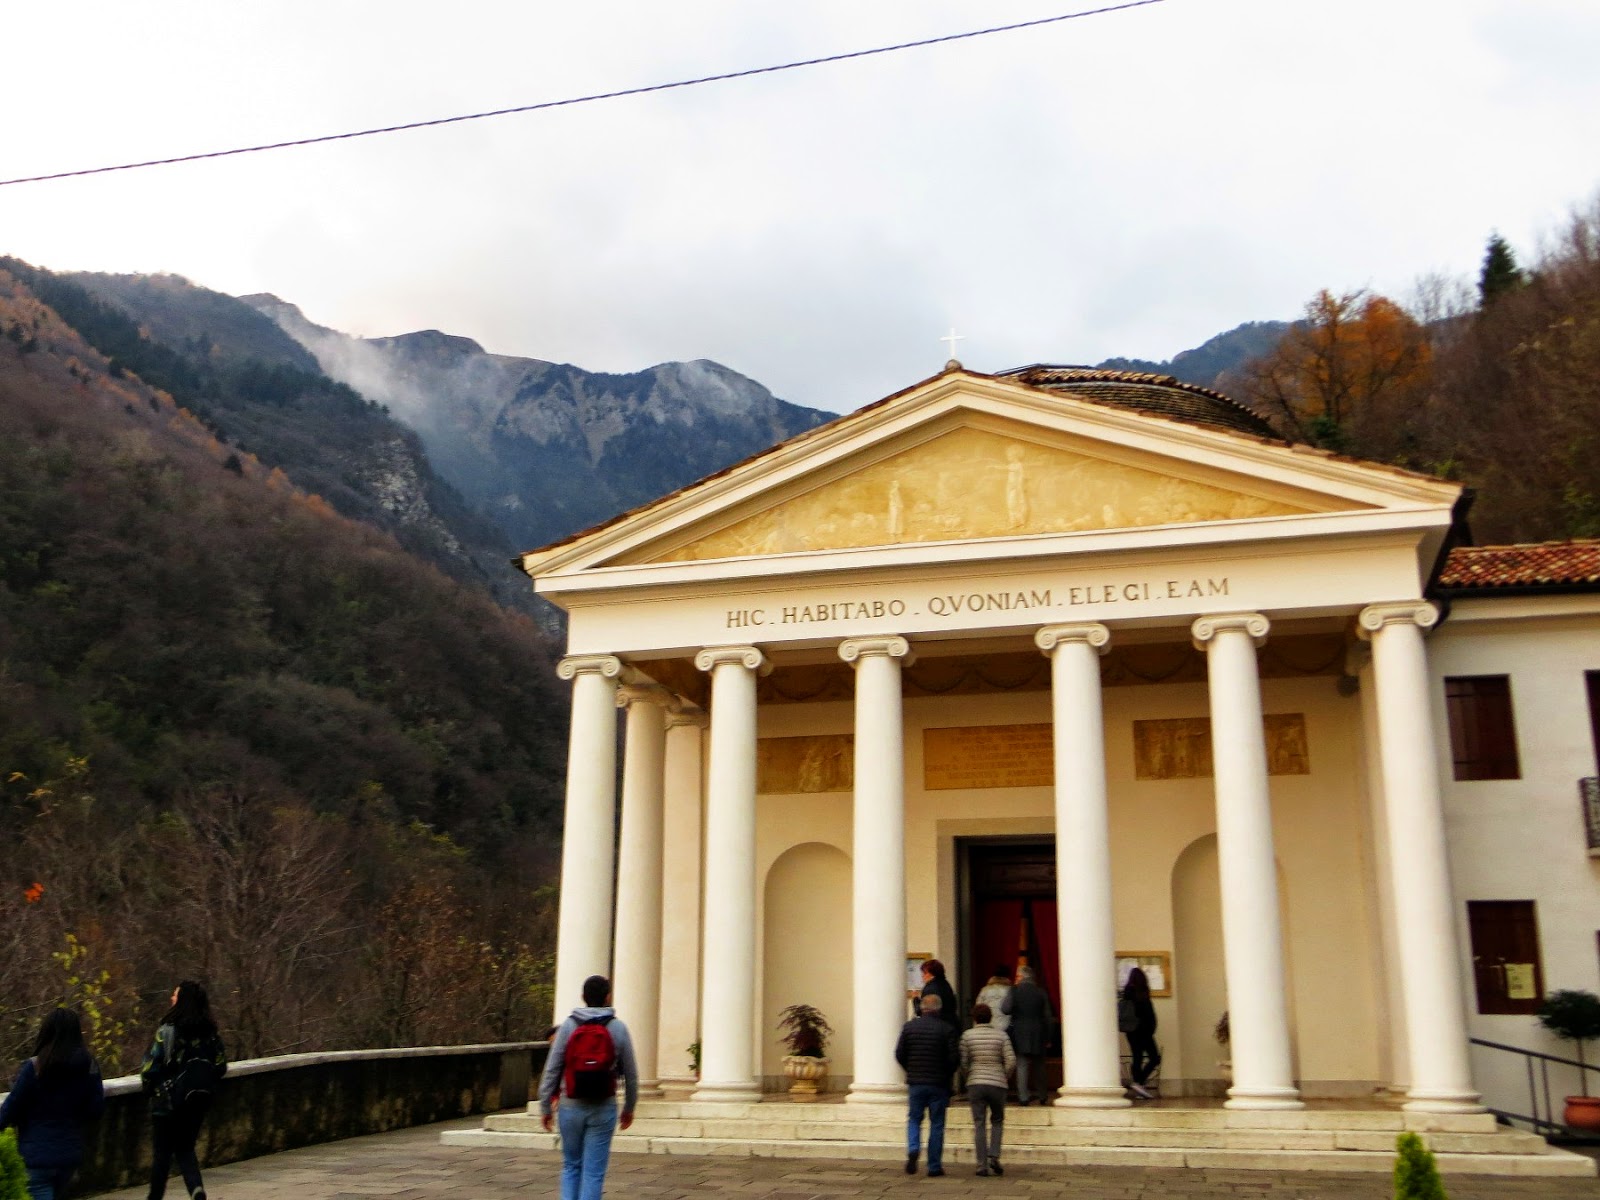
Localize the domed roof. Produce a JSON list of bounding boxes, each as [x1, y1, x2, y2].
[[998, 364, 1279, 440]]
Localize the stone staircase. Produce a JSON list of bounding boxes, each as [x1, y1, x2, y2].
[[442, 1096, 1597, 1176]]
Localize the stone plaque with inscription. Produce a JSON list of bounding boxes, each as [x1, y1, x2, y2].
[[924, 724, 1054, 790]]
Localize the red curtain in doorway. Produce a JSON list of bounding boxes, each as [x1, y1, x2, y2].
[[972, 899, 1025, 1006], [1032, 899, 1061, 1031]]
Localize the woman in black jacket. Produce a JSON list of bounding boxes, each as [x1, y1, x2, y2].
[[139, 981, 227, 1200], [0, 1008, 106, 1200], [1122, 967, 1160, 1100]]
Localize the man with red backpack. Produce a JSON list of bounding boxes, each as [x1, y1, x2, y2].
[[538, 975, 640, 1200]]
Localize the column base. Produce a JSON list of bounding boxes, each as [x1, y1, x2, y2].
[[847, 1082, 908, 1104], [1225, 1084, 1305, 1111], [1055, 1087, 1132, 1109], [692, 1081, 761, 1103], [1403, 1088, 1485, 1114], [635, 1079, 665, 1100]]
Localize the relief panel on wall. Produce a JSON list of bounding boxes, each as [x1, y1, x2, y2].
[[1133, 713, 1310, 780], [757, 734, 855, 794]]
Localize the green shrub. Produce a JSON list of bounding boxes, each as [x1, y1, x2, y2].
[[0, 1128, 28, 1200], [1394, 1130, 1447, 1200]]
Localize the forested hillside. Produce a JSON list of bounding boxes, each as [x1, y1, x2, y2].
[[5, 264, 538, 616], [0, 265, 570, 1070]]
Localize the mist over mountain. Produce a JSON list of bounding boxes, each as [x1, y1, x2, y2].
[[242, 296, 834, 552]]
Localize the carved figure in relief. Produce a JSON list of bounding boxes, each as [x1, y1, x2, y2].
[[1005, 446, 1028, 530], [889, 480, 905, 539]]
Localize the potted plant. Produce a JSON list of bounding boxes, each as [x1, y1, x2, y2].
[[1536, 989, 1600, 1131], [1214, 1011, 1232, 1083], [777, 1004, 834, 1100]]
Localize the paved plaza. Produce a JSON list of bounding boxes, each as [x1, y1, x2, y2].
[[97, 1117, 1600, 1199]]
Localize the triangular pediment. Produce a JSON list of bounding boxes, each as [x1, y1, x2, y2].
[[523, 372, 1460, 579], [628, 421, 1357, 564]]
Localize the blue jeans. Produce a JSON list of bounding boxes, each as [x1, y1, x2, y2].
[[26, 1166, 76, 1200], [556, 1099, 620, 1200], [905, 1084, 950, 1171]]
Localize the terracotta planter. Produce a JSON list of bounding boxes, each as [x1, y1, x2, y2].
[[1564, 1095, 1600, 1131], [783, 1055, 829, 1100]]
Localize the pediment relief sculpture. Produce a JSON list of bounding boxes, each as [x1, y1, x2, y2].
[[649, 426, 1341, 562]]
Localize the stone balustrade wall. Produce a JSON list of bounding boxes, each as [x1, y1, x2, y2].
[[52, 1041, 548, 1193]]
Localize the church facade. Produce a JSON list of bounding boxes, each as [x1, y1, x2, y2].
[[520, 365, 1600, 1121]]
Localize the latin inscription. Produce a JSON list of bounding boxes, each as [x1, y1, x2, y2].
[[726, 575, 1230, 630], [924, 724, 1054, 791]]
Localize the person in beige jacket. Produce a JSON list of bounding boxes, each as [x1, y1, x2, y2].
[[959, 1002, 1016, 1177]]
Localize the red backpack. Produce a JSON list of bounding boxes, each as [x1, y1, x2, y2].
[[562, 1015, 617, 1101]]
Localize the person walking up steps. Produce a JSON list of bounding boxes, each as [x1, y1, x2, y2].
[[1120, 967, 1160, 1100], [895, 993, 959, 1177], [539, 975, 639, 1200], [960, 1002, 1015, 1177]]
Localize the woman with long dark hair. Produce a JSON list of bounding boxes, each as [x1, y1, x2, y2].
[[139, 981, 227, 1200], [0, 1008, 106, 1200], [1121, 967, 1160, 1100]]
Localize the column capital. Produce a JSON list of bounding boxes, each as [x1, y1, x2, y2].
[[1191, 612, 1269, 650], [665, 705, 709, 731], [838, 635, 913, 666], [694, 645, 771, 675], [1357, 600, 1439, 640], [617, 682, 673, 710], [557, 654, 623, 681], [1035, 623, 1110, 655]]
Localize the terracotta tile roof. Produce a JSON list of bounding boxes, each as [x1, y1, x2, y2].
[[1437, 540, 1600, 592], [997, 365, 1281, 439]]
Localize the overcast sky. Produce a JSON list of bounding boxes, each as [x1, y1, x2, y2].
[[5, 1, 1598, 413]]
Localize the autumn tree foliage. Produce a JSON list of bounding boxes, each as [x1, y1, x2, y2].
[[1231, 289, 1433, 457]]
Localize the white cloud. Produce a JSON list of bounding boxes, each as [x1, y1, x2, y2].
[[3, 0, 1597, 412]]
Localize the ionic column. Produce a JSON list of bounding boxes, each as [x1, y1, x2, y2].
[[692, 645, 768, 1102], [840, 635, 914, 1103], [1191, 614, 1302, 1111], [1036, 623, 1129, 1109], [613, 682, 671, 1098], [552, 654, 624, 1017], [656, 709, 707, 1092], [1358, 602, 1484, 1113]]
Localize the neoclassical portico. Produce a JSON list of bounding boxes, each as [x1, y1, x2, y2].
[[530, 366, 1484, 1115]]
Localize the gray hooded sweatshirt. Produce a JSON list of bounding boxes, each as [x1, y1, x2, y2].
[[537, 1006, 640, 1118]]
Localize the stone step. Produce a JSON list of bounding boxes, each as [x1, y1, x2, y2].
[[622, 1098, 1502, 1134], [482, 1111, 1553, 1157], [443, 1127, 1596, 1177]]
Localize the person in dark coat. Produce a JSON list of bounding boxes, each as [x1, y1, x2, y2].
[[894, 993, 959, 1177], [1001, 965, 1055, 1105], [1122, 967, 1161, 1099], [919, 959, 960, 1033], [140, 981, 228, 1200], [0, 1008, 106, 1200]]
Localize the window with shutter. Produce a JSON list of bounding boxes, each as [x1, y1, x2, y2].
[[1445, 676, 1521, 781]]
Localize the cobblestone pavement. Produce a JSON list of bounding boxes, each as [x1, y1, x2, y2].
[[97, 1118, 1600, 1199]]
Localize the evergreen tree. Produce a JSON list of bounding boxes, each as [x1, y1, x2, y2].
[[1478, 233, 1525, 305], [0, 1130, 26, 1200], [1394, 1131, 1448, 1200]]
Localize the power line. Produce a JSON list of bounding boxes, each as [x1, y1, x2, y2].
[[0, 1, 1166, 188]]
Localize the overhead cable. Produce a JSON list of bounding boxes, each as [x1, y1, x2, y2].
[[0, 0, 1166, 188]]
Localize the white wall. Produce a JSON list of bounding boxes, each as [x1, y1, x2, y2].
[[1432, 603, 1600, 1113]]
